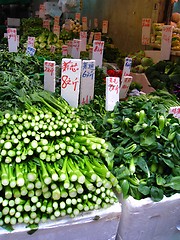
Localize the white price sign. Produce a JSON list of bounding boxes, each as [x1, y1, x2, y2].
[[119, 76, 133, 99], [102, 20, 108, 34], [169, 107, 180, 119], [43, 20, 50, 31], [54, 16, 60, 26], [62, 45, 68, 56], [121, 57, 132, 83], [71, 39, 81, 59], [92, 40, 104, 68], [160, 25, 173, 60], [106, 77, 120, 111], [53, 25, 60, 38], [27, 36, 35, 48], [94, 18, 98, 28], [82, 17, 88, 31], [80, 60, 95, 105], [7, 28, 18, 53], [88, 32, 94, 44], [94, 32, 101, 41], [39, 4, 45, 19], [61, 58, 82, 108], [75, 13, 81, 21], [142, 18, 151, 45], [67, 40, 73, 56], [44, 61, 56, 92], [80, 32, 87, 51], [26, 46, 36, 56], [89, 47, 93, 59]]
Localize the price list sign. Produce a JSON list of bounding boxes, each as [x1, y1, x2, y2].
[[44, 61, 56, 93], [7, 28, 18, 52], [106, 77, 120, 111], [71, 39, 81, 59], [142, 18, 151, 45], [61, 59, 82, 108], [80, 31, 87, 51], [80, 60, 95, 105], [119, 76, 133, 99], [92, 40, 104, 68], [160, 25, 173, 60]]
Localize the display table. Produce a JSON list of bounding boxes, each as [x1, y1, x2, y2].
[[116, 194, 180, 240], [0, 202, 122, 240]]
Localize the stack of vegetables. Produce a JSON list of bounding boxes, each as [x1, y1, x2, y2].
[[78, 91, 180, 202]]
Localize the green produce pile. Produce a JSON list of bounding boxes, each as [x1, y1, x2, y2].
[[78, 91, 180, 201], [0, 50, 44, 76], [0, 90, 120, 228]]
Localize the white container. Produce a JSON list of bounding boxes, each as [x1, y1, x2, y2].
[[0, 202, 121, 240], [116, 194, 180, 240]]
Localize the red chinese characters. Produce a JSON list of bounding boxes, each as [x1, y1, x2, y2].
[[108, 77, 119, 94], [44, 62, 55, 76], [62, 60, 79, 73], [7, 28, 16, 41], [142, 18, 151, 27], [61, 75, 78, 91], [94, 41, 104, 54]]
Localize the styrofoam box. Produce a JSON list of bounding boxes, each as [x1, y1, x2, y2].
[[0, 202, 121, 240], [116, 194, 180, 240]]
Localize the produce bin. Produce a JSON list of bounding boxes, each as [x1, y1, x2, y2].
[[116, 194, 180, 240], [0, 202, 122, 240]]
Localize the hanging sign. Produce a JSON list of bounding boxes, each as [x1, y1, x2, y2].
[[53, 25, 60, 38], [26, 46, 36, 56], [39, 4, 45, 19], [142, 18, 151, 45], [88, 32, 94, 44], [94, 32, 101, 41], [169, 107, 180, 119], [94, 18, 98, 28], [44, 61, 56, 92], [67, 40, 73, 55], [106, 77, 120, 111], [27, 36, 35, 48], [71, 39, 81, 59], [80, 31, 87, 51], [82, 17, 88, 31], [7, 28, 18, 53], [75, 13, 81, 21], [121, 57, 132, 83], [61, 58, 82, 108], [80, 60, 95, 105], [54, 16, 60, 26], [43, 20, 50, 31], [119, 76, 133, 99], [62, 45, 68, 56], [102, 20, 108, 34], [92, 40, 104, 68], [160, 25, 173, 61]]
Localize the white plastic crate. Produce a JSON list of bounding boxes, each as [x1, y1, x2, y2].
[[116, 194, 180, 240], [0, 202, 121, 240]]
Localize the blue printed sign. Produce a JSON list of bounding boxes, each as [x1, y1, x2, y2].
[[26, 46, 36, 56]]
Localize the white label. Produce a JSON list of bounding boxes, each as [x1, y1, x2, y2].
[[4, 33, 8, 38], [61, 58, 82, 108], [142, 18, 151, 45], [94, 32, 101, 41], [106, 77, 120, 111], [89, 47, 93, 59], [94, 18, 98, 28], [121, 57, 132, 83], [75, 13, 81, 21], [50, 45, 56, 53], [62, 45, 68, 56], [44, 61, 56, 92], [169, 107, 180, 118], [26, 46, 36, 56], [102, 20, 108, 34], [54, 16, 60, 26], [80, 60, 95, 104], [82, 17, 88, 31], [27, 36, 35, 48], [39, 4, 45, 19], [71, 39, 81, 59], [65, 19, 71, 31], [88, 32, 94, 44], [119, 76, 133, 99], [53, 25, 60, 38], [17, 35, 19, 47], [7, 28, 18, 53], [80, 32, 87, 51], [67, 40, 73, 55], [43, 20, 50, 31], [160, 25, 173, 60], [92, 40, 104, 68]]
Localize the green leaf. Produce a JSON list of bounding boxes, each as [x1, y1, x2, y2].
[[137, 157, 150, 176], [138, 184, 150, 195], [161, 158, 174, 168], [164, 176, 180, 190], [1, 224, 14, 232], [150, 186, 164, 202], [156, 175, 166, 186], [26, 224, 39, 235]]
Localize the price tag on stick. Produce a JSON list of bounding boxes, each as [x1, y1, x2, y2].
[[160, 25, 173, 60], [121, 57, 132, 83], [7, 28, 18, 53], [61, 58, 82, 108], [169, 107, 180, 119], [106, 77, 120, 111], [71, 39, 81, 59], [44, 61, 56, 92], [142, 18, 151, 45], [27, 36, 35, 48], [92, 40, 104, 68], [26, 46, 36, 56], [80, 32, 87, 51], [62, 45, 68, 56], [102, 20, 108, 34], [80, 60, 95, 105], [82, 17, 88, 31], [119, 76, 133, 99]]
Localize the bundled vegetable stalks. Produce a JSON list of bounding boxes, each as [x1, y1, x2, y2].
[[0, 90, 120, 228]]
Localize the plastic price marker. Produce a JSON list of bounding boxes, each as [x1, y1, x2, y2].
[[106, 77, 120, 111], [80, 32, 87, 51], [160, 25, 173, 60], [27, 37, 35, 48], [102, 20, 108, 34], [7, 28, 18, 53], [61, 58, 82, 108], [44, 61, 56, 93], [142, 18, 151, 45], [72, 39, 81, 59], [92, 40, 104, 68], [119, 76, 133, 99], [80, 60, 95, 105], [62, 45, 68, 56]]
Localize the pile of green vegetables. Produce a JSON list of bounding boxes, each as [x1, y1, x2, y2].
[[78, 91, 180, 201]]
